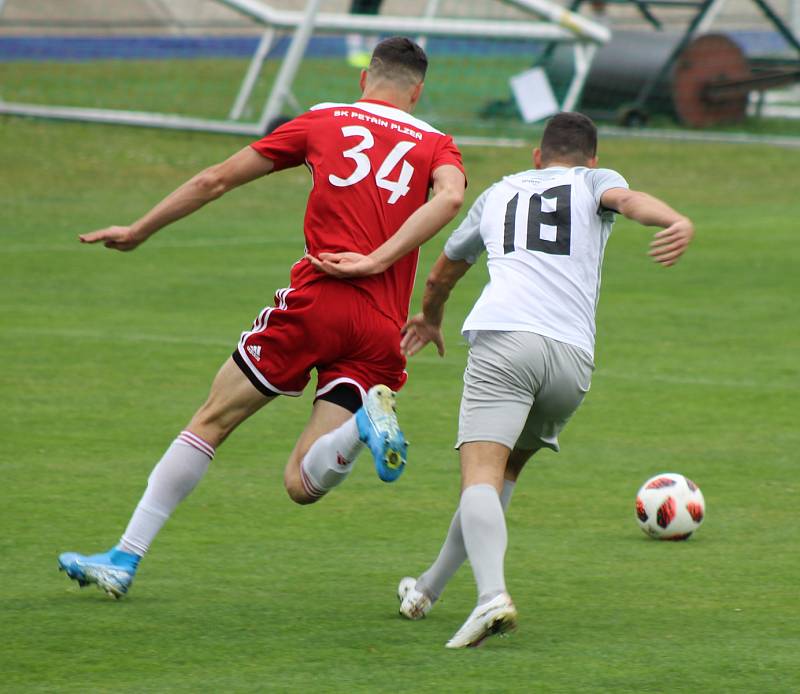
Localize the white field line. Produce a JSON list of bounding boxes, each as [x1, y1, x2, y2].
[[593, 367, 796, 393], [2, 325, 794, 392], [2, 326, 793, 392], [0, 328, 800, 392], [203, 333, 795, 393], [411, 351, 795, 392], [455, 128, 800, 150], [0, 236, 296, 254], [598, 126, 800, 149], [1, 326, 232, 349], [454, 135, 528, 148]]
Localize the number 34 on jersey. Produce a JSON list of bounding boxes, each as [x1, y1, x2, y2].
[[328, 125, 416, 205]]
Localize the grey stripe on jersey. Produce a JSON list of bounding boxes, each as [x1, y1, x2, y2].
[[580, 167, 630, 214], [443, 188, 490, 264]]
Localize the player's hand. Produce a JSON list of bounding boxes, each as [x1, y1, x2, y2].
[[401, 313, 445, 357], [79, 226, 146, 252], [649, 218, 694, 267], [305, 252, 384, 278]]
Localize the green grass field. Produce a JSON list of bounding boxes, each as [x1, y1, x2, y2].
[[5, 54, 800, 140], [0, 53, 532, 137], [1, 115, 799, 693]]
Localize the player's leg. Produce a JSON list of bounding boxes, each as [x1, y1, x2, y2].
[[458, 443, 524, 598], [436, 445, 546, 648], [287, 282, 409, 505], [402, 469, 520, 619], [117, 357, 273, 553], [185, 356, 276, 447], [445, 334, 594, 646], [457, 446, 514, 596], [400, 332, 539, 622], [442, 441, 519, 648], [284, 381, 408, 504], [58, 357, 273, 597], [400, 442, 538, 614], [505, 445, 538, 482], [284, 387, 362, 505]]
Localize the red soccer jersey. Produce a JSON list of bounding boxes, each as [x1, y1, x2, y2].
[[250, 99, 464, 328]]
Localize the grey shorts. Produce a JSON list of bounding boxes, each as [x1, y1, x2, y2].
[[457, 331, 594, 452]]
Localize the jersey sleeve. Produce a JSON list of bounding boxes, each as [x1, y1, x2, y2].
[[443, 188, 489, 264], [584, 168, 629, 213], [249, 112, 313, 172], [430, 134, 466, 185]]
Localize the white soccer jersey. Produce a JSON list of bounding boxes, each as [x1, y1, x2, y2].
[[444, 166, 628, 358]]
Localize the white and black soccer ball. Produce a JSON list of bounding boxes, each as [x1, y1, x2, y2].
[[635, 473, 705, 540]]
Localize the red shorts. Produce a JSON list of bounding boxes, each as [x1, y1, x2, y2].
[[233, 278, 407, 401]]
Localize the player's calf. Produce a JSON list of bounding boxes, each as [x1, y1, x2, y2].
[[288, 405, 366, 504]]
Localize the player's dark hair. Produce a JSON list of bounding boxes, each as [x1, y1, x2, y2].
[[368, 36, 428, 85], [540, 112, 598, 165]]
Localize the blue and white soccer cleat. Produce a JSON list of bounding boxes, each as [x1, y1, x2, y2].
[[58, 546, 140, 599], [356, 384, 408, 483]]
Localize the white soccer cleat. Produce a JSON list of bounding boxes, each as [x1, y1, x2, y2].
[[397, 576, 432, 620], [445, 593, 518, 648]]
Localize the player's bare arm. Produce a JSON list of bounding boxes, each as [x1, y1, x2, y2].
[[307, 164, 465, 278], [601, 187, 694, 267], [400, 253, 471, 357], [79, 147, 275, 251]]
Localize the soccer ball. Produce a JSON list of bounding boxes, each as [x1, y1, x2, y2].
[[635, 473, 705, 540]]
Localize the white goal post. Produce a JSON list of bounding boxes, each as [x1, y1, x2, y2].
[[0, 0, 610, 135]]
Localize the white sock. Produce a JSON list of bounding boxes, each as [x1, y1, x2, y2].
[[460, 483, 508, 605], [118, 431, 214, 557], [299, 417, 364, 500], [416, 480, 514, 602]]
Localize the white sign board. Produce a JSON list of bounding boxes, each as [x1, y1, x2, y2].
[[510, 67, 559, 123]]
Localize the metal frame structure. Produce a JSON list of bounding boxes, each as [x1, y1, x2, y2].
[[630, 0, 800, 121], [547, 0, 800, 123], [0, 0, 609, 135]]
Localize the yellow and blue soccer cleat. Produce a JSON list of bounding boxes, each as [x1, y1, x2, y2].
[[356, 385, 408, 482]]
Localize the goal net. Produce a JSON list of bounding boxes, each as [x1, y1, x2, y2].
[[0, 0, 608, 138]]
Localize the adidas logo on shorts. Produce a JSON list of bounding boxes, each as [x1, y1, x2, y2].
[[246, 344, 262, 361]]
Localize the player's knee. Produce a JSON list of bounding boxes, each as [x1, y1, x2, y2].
[[284, 478, 319, 506], [283, 465, 320, 506]]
